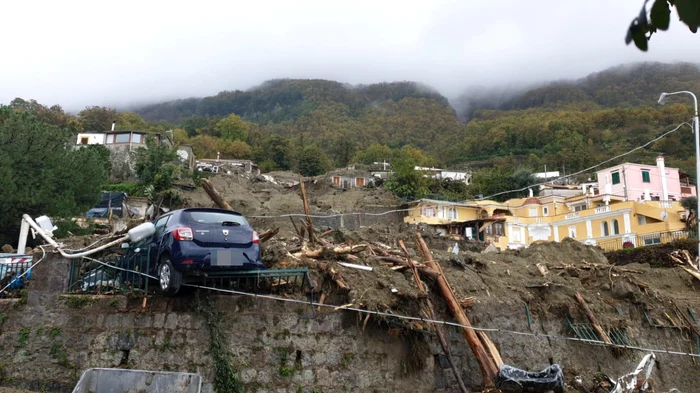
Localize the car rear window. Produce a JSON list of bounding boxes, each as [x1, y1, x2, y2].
[[183, 211, 249, 226]]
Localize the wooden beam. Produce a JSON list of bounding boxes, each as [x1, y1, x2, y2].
[[299, 174, 316, 245], [201, 178, 233, 211], [415, 233, 499, 386], [575, 292, 612, 345], [399, 240, 469, 393], [259, 228, 279, 243]]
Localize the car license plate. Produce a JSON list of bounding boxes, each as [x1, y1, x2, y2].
[[212, 250, 243, 266]]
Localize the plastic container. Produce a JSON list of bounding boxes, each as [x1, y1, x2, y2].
[[72, 368, 202, 393]]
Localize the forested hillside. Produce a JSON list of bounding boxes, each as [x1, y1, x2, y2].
[[5, 62, 699, 205], [455, 62, 700, 120]]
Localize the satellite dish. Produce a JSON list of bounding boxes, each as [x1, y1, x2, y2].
[[661, 211, 668, 221], [177, 150, 189, 161]]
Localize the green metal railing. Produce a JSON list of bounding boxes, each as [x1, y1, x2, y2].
[[599, 229, 694, 252], [193, 269, 314, 294], [67, 248, 151, 295], [567, 318, 630, 346]]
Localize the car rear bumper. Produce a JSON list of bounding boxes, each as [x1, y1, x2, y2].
[[171, 243, 264, 272]]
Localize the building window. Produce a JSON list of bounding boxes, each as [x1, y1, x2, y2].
[[422, 207, 436, 217], [106, 134, 115, 144], [611, 171, 621, 185], [132, 133, 143, 144], [642, 170, 651, 183], [638, 215, 646, 225], [448, 208, 458, 220], [568, 226, 577, 239], [486, 222, 505, 236], [602, 222, 609, 237], [115, 133, 130, 143], [529, 208, 537, 217], [80, 137, 89, 144], [542, 207, 549, 216], [644, 237, 661, 246], [333, 176, 341, 186], [612, 219, 620, 235], [574, 204, 587, 212]]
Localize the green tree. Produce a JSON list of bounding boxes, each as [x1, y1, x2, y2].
[[0, 106, 109, 245], [9, 98, 82, 133], [354, 143, 393, 165], [251, 136, 292, 171], [330, 133, 357, 167], [116, 112, 147, 130], [297, 145, 330, 176], [217, 139, 251, 159], [385, 156, 427, 200], [627, 0, 700, 51], [134, 136, 177, 194], [214, 114, 249, 141], [78, 106, 118, 131]]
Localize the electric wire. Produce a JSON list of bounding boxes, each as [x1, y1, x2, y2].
[[475, 121, 694, 201]]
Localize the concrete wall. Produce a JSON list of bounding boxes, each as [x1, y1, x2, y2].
[[1, 254, 699, 392]]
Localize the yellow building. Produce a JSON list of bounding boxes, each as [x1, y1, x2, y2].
[[405, 193, 690, 252]]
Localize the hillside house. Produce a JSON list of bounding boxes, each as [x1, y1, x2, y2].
[[596, 155, 696, 201], [415, 166, 472, 185], [330, 170, 374, 189], [75, 128, 195, 178], [406, 193, 691, 252]]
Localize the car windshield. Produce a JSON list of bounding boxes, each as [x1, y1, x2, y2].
[[183, 211, 248, 226]]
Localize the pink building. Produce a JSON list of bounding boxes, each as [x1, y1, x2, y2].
[[596, 156, 696, 201]]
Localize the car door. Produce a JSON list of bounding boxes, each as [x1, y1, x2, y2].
[[149, 215, 171, 267]]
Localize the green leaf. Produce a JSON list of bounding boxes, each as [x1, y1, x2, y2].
[[632, 29, 649, 51], [675, 0, 700, 30], [651, 0, 671, 30]]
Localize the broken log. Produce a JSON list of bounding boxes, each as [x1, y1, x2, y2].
[[536, 263, 549, 276], [399, 240, 469, 393], [318, 263, 350, 290], [415, 233, 499, 386], [458, 297, 476, 309], [477, 332, 503, 367], [319, 229, 334, 238], [201, 178, 233, 211], [575, 292, 612, 345], [681, 266, 700, 282], [672, 301, 700, 338], [299, 174, 316, 244], [289, 216, 301, 238], [259, 228, 279, 243], [333, 244, 367, 254]]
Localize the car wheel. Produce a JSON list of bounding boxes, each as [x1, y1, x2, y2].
[[158, 257, 182, 296]]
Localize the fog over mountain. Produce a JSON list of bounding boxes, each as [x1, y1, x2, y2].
[[2, 0, 700, 111]]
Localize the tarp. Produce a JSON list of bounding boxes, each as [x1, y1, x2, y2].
[[87, 192, 126, 218]]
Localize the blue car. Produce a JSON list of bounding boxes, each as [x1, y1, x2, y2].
[[140, 208, 265, 295]]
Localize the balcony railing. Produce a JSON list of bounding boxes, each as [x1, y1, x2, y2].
[[596, 229, 693, 253], [565, 212, 579, 220], [594, 206, 611, 214]]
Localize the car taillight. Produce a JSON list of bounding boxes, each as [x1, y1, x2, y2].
[[252, 231, 260, 244], [173, 227, 194, 241]]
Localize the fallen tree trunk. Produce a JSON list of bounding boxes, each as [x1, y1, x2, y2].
[[399, 240, 469, 393], [575, 292, 612, 345], [416, 233, 499, 386], [318, 262, 350, 290], [201, 178, 233, 211], [259, 228, 279, 243], [299, 175, 316, 244]]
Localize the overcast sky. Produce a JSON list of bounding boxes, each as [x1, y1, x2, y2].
[[2, 0, 699, 111]]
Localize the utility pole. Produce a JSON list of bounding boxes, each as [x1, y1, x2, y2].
[[622, 166, 628, 201]]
